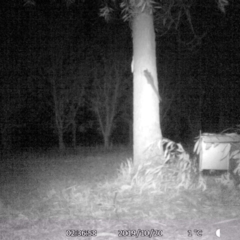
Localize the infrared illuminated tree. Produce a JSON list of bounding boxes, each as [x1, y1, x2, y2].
[[100, 1, 163, 166], [98, 0, 229, 166]]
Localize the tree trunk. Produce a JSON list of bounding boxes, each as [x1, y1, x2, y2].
[[132, 8, 163, 166], [103, 134, 109, 149], [103, 127, 111, 149], [58, 126, 65, 151]]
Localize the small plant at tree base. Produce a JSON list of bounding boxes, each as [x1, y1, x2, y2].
[[118, 138, 206, 195]]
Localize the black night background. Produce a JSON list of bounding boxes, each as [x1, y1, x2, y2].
[[0, 1, 240, 239]]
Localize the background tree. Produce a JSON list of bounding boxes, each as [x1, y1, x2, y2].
[[42, 11, 88, 150], [88, 26, 131, 149]]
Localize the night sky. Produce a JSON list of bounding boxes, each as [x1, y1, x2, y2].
[[0, 0, 239, 152]]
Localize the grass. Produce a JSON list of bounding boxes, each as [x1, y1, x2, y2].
[[0, 145, 240, 239]]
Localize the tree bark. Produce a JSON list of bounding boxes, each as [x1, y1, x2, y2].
[[103, 133, 110, 149], [132, 7, 163, 166]]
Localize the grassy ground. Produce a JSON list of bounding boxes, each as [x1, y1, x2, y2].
[[0, 146, 240, 240]]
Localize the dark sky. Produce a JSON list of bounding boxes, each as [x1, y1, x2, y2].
[[0, 0, 239, 150]]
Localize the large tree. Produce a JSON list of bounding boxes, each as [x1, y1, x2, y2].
[[100, 1, 163, 166], [99, 0, 228, 167]]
